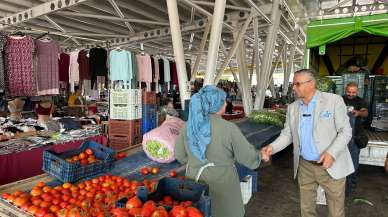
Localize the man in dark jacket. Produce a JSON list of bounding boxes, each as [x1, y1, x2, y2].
[[342, 82, 368, 192]]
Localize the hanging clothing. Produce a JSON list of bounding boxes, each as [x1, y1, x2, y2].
[[131, 52, 138, 88], [89, 47, 107, 88], [59, 53, 70, 83], [78, 49, 90, 81], [5, 36, 37, 96], [136, 54, 153, 83], [69, 51, 79, 92], [163, 57, 171, 83], [153, 56, 160, 83], [109, 49, 132, 82], [35, 40, 61, 95], [171, 62, 179, 89], [186, 61, 191, 81], [158, 58, 165, 84], [151, 56, 155, 82], [0, 32, 6, 93]]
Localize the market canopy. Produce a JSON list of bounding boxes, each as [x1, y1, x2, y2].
[[307, 13, 388, 48]]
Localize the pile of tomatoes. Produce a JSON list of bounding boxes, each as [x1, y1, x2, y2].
[[139, 167, 177, 178], [65, 148, 98, 165], [112, 195, 204, 217], [1, 174, 205, 217], [1, 175, 158, 217]]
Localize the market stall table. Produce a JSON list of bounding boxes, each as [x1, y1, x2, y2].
[[0, 134, 107, 185]]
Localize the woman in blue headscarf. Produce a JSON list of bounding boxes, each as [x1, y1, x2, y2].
[[175, 85, 262, 217]]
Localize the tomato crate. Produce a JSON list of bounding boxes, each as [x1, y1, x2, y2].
[[116, 177, 211, 217], [109, 134, 141, 151], [109, 119, 141, 137], [142, 91, 157, 105], [42, 141, 115, 183]]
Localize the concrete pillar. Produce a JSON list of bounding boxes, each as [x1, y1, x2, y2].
[[166, 0, 190, 109]]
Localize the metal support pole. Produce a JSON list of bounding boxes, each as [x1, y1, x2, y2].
[[235, 30, 253, 115], [283, 25, 299, 96], [43, 15, 80, 45], [107, 0, 135, 33], [204, 0, 227, 85], [214, 9, 255, 84], [304, 48, 310, 68], [220, 41, 243, 95], [254, 0, 281, 110], [249, 48, 255, 86], [191, 17, 212, 82], [245, 0, 272, 24], [166, 0, 190, 109]]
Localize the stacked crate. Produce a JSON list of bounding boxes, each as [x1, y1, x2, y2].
[[142, 91, 158, 135], [109, 89, 142, 150]]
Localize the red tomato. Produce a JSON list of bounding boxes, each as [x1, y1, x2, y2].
[[85, 148, 93, 155], [128, 207, 142, 216], [141, 200, 157, 217], [151, 167, 160, 175], [140, 167, 150, 176], [170, 205, 188, 217], [151, 207, 169, 217], [186, 207, 204, 217], [169, 170, 177, 177], [125, 196, 143, 209]]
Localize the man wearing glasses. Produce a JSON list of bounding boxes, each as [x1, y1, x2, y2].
[[261, 69, 354, 217]]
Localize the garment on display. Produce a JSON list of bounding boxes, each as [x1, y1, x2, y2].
[[109, 48, 133, 83], [5, 35, 37, 96], [89, 46, 108, 89], [0, 32, 6, 93], [35, 39, 61, 96], [69, 50, 80, 92]]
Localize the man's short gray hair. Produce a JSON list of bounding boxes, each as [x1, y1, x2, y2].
[[294, 69, 316, 81]]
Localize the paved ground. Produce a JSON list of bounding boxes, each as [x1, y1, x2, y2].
[[245, 146, 388, 217]]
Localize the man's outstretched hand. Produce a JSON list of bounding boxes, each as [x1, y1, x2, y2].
[[261, 145, 273, 162]]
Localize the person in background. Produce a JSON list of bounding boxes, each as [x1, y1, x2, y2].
[[225, 97, 234, 114], [68, 86, 83, 106], [261, 69, 354, 217], [175, 85, 262, 217], [346, 60, 370, 74], [342, 82, 368, 192]]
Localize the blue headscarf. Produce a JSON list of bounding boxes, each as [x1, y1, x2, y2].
[[187, 85, 226, 162]]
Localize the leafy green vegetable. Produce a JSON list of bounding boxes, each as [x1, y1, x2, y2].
[[249, 110, 285, 128], [146, 140, 171, 160]]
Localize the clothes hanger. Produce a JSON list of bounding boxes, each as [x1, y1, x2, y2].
[[10, 30, 25, 37], [140, 43, 145, 56]]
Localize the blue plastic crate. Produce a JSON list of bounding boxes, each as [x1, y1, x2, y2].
[[42, 141, 115, 183], [235, 163, 258, 193], [116, 178, 211, 217], [142, 116, 157, 134]]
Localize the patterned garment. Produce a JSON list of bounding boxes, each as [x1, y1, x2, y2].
[[35, 40, 61, 95], [0, 32, 5, 93], [5, 36, 37, 96]]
